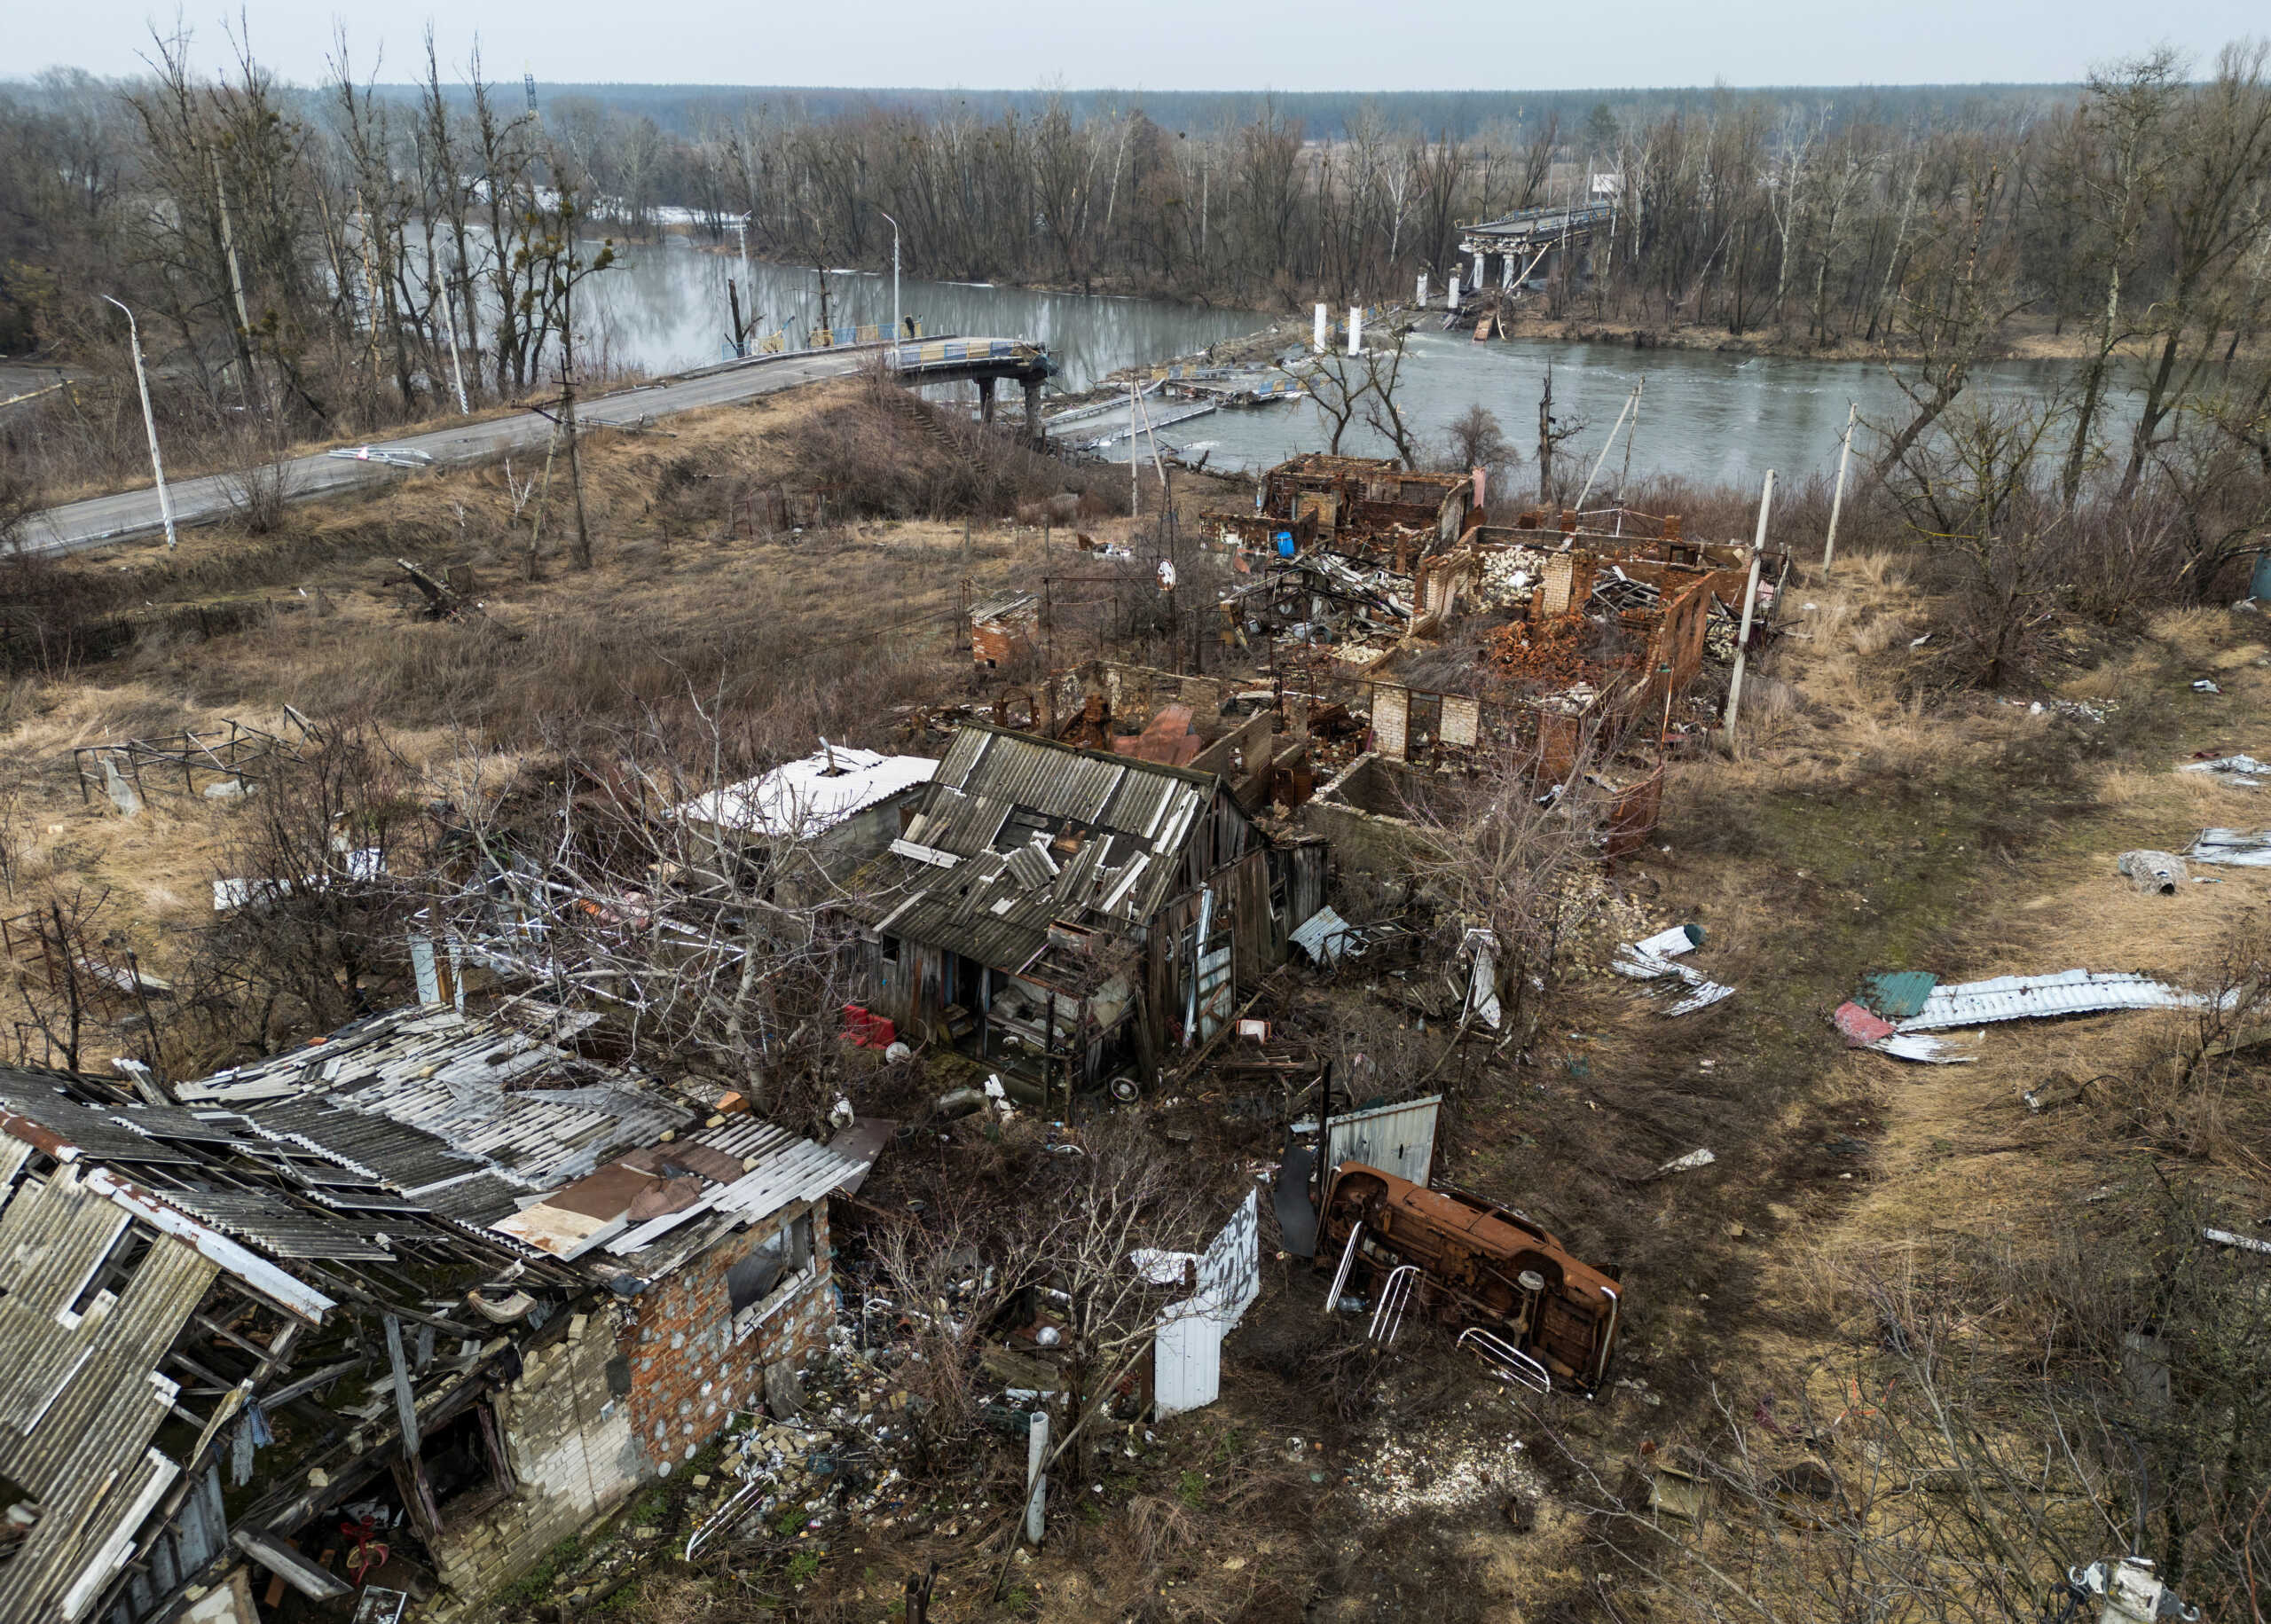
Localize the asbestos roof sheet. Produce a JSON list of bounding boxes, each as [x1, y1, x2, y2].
[[415, 1171, 529, 1225], [180, 1008, 690, 1191], [0, 1079, 203, 1165], [151, 1187, 397, 1259], [0, 1147, 221, 1624], [2187, 828, 2271, 867], [244, 1097, 492, 1195], [673, 745, 937, 839], [1895, 969, 2204, 1032]]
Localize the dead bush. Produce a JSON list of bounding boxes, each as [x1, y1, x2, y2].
[[774, 377, 1122, 524]]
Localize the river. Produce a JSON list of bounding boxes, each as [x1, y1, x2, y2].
[[581, 237, 2114, 488]]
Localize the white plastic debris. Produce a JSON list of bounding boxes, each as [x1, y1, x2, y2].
[[1128, 1249, 1201, 1285], [2193, 679, 2222, 694], [829, 1096, 855, 1130], [883, 1040, 913, 1063], [982, 1074, 1015, 1119], [1655, 1149, 1717, 1175], [1612, 925, 1736, 1016]]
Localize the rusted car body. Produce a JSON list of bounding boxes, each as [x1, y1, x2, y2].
[[1317, 1161, 1622, 1393]]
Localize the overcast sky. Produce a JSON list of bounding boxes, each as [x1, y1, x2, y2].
[[10, 0, 2262, 90]]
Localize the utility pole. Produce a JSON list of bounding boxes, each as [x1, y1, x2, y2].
[[877, 208, 901, 360], [1724, 469, 1774, 751], [101, 295, 177, 550], [1128, 381, 1140, 517], [208, 146, 262, 412], [440, 256, 471, 414], [1822, 402, 1857, 571]]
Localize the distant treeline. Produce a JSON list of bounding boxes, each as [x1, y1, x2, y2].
[[364, 81, 2078, 144]]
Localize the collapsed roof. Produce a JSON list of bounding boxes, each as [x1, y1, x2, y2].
[[868, 725, 1232, 980]]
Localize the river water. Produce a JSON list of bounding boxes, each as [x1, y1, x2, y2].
[[582, 238, 2110, 488]]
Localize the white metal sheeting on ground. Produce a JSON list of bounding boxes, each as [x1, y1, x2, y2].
[[2187, 828, 2271, 867], [1895, 969, 2204, 1032], [1613, 925, 1736, 1016]]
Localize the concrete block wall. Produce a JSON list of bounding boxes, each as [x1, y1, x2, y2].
[[428, 1310, 640, 1615], [620, 1202, 835, 1480]]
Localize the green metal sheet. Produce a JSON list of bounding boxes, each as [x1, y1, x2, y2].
[[1860, 970, 1937, 1020]]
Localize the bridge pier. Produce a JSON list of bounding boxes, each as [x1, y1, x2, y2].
[[1024, 379, 1042, 445], [978, 376, 997, 425]]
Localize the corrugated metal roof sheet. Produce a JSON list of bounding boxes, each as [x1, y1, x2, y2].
[[871, 726, 1229, 973], [673, 746, 938, 839], [1291, 906, 1365, 965], [1896, 969, 2204, 1031], [1858, 971, 1938, 1020]]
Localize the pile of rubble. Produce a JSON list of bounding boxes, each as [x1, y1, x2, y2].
[[1476, 545, 1559, 609], [1484, 616, 1629, 694], [691, 1325, 931, 1549]]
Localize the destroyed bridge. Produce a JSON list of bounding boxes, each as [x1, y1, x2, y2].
[[891, 338, 1057, 437]]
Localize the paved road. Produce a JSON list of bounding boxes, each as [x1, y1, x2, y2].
[[19, 345, 891, 557]]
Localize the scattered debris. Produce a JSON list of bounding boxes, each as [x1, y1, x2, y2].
[[2181, 753, 2271, 788], [2118, 850, 2188, 895], [330, 444, 436, 469], [2193, 679, 2223, 694], [2022, 1073, 2093, 1112], [1848, 967, 2204, 1063], [1895, 969, 2206, 1030], [1654, 1148, 1717, 1176], [1612, 924, 1734, 1016], [1291, 905, 1369, 967], [2061, 1558, 2199, 1624], [2204, 1227, 2271, 1255], [2185, 828, 2271, 866], [397, 557, 483, 619]]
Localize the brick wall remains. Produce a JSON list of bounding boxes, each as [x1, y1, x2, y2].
[[620, 1202, 835, 1481], [425, 1310, 639, 1616]]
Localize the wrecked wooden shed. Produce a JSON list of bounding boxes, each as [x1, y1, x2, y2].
[[853, 726, 1325, 1094]]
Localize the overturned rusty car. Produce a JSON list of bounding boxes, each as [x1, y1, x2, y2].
[[1316, 1162, 1623, 1395]]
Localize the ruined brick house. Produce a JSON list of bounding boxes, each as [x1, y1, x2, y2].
[[0, 1004, 856, 1623], [1204, 453, 1475, 562], [852, 726, 1325, 1094]]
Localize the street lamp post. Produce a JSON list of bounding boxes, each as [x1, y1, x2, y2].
[[102, 295, 177, 551], [876, 208, 900, 366]]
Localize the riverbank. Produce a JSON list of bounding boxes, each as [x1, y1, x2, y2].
[[696, 238, 2269, 370]]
